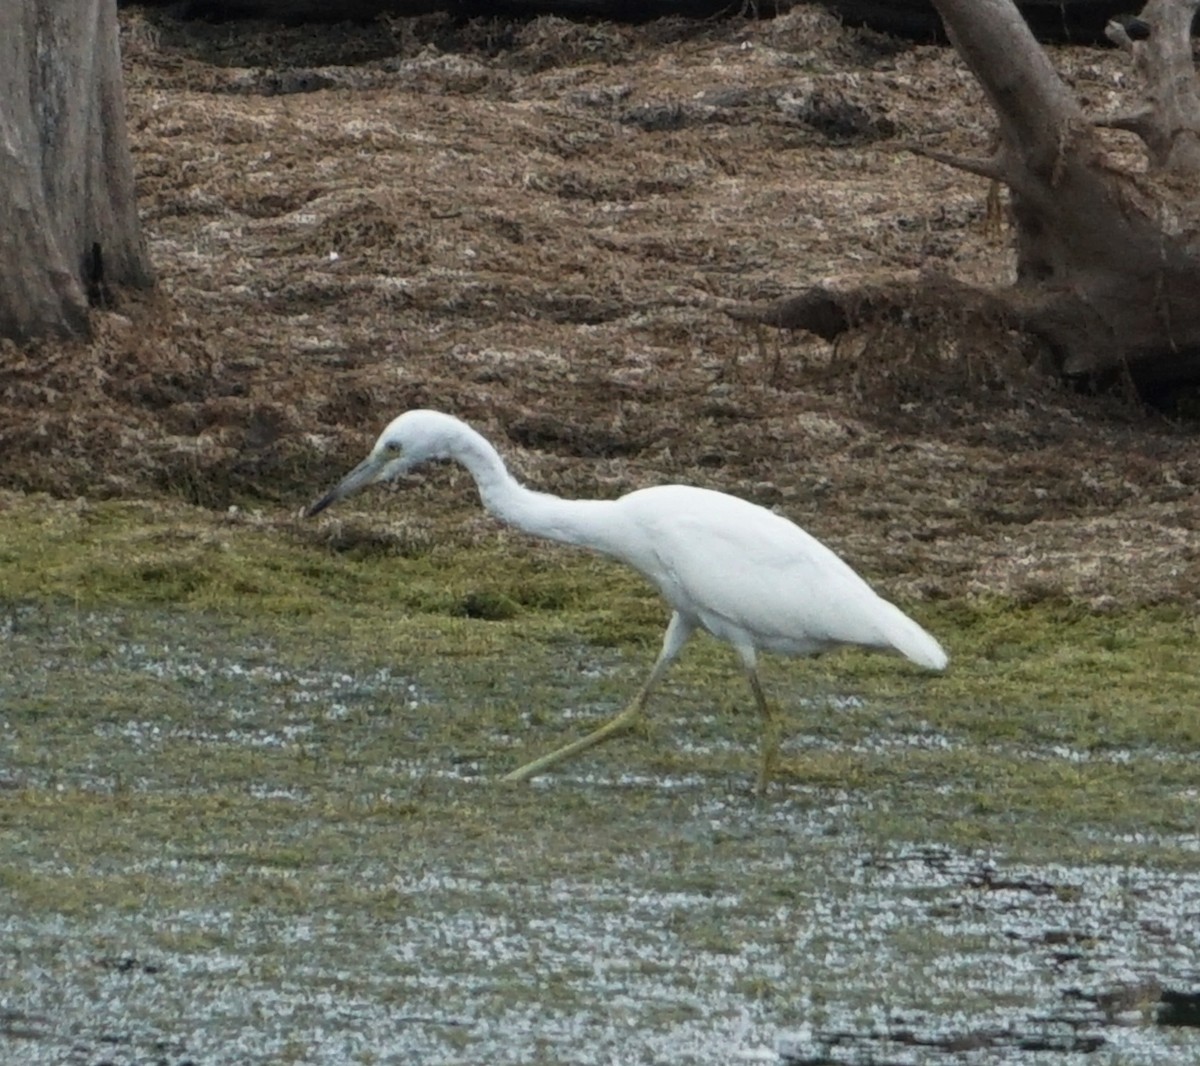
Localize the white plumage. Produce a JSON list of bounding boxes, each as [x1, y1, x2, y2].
[[307, 409, 947, 789]]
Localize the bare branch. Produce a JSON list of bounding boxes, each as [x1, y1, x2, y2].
[[724, 287, 851, 338], [1106, 0, 1200, 173], [723, 272, 1017, 341], [1094, 108, 1155, 139], [1095, 107, 1154, 130], [903, 143, 1007, 182]]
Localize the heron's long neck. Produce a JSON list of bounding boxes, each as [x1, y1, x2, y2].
[[449, 427, 619, 554]]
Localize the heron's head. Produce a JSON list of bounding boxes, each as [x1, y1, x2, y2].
[[305, 410, 457, 517]]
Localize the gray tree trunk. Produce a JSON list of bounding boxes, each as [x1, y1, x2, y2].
[[0, 0, 153, 342], [733, 0, 1200, 397]]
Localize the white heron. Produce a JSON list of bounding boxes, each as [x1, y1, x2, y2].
[[306, 410, 948, 790]]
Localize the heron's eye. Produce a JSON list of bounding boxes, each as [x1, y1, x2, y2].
[[384, 440, 402, 455]]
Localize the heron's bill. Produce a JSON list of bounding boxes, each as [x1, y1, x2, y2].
[[305, 454, 379, 517], [304, 490, 340, 518]]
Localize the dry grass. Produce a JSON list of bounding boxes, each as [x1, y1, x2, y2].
[[2, 7, 1199, 604]]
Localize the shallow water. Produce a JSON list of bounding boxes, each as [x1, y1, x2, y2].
[[1, 606, 1197, 1065]]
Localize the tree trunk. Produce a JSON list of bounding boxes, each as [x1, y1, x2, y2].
[[731, 0, 1200, 398], [0, 0, 153, 342]]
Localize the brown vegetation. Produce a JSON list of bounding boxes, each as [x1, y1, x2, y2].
[[2, 7, 1199, 605]]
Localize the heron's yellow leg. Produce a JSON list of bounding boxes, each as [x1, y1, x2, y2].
[[502, 612, 695, 784], [746, 667, 780, 795], [501, 687, 648, 783]]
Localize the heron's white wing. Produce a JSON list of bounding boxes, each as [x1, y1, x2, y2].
[[616, 486, 935, 661]]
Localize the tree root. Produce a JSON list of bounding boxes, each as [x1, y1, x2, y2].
[[724, 271, 1017, 339]]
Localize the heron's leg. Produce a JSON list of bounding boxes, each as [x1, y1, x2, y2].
[[737, 647, 779, 795], [502, 612, 695, 783]]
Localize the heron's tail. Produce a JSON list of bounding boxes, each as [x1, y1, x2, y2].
[[877, 599, 948, 670]]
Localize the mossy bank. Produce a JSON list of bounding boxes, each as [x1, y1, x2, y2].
[[3, 491, 1196, 866]]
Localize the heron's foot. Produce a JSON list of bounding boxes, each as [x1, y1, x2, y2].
[[501, 702, 642, 783]]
